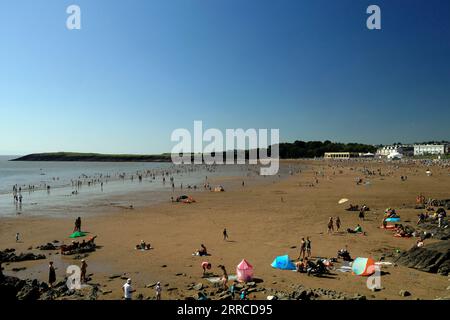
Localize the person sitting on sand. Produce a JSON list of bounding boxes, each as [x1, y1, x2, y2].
[[136, 240, 152, 250], [347, 224, 363, 234], [381, 217, 388, 229], [395, 227, 408, 237], [416, 239, 425, 248], [337, 246, 353, 261], [295, 259, 307, 273], [198, 244, 208, 256], [71, 240, 79, 249], [417, 213, 425, 225]]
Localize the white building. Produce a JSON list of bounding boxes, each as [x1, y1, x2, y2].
[[376, 145, 413, 157], [413, 144, 448, 156]]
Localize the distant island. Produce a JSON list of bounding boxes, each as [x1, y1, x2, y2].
[[11, 141, 377, 162], [11, 152, 172, 162]]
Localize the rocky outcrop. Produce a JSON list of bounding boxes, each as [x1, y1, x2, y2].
[[394, 240, 450, 275], [416, 222, 450, 240], [0, 249, 46, 262], [0, 275, 99, 300]]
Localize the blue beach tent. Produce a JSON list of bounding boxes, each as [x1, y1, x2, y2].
[[271, 255, 296, 270]]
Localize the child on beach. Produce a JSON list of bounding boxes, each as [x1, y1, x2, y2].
[[155, 282, 162, 300], [336, 217, 341, 231], [230, 281, 238, 299]]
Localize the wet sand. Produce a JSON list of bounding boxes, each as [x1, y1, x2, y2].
[[1, 160, 449, 300]]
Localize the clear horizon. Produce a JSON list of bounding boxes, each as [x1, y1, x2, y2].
[[1, 0, 449, 155]]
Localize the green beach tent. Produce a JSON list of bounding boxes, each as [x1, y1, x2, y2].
[[69, 231, 87, 238]]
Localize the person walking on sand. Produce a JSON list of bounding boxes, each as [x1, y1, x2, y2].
[[359, 209, 365, 221], [305, 237, 312, 258], [123, 278, 135, 300], [336, 217, 341, 231], [48, 261, 56, 288], [327, 217, 334, 234], [223, 228, 228, 241], [15, 232, 19, 242], [155, 282, 162, 300], [80, 259, 88, 283], [298, 238, 306, 260]]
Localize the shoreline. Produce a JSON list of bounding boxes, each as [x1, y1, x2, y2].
[[1, 160, 449, 300]]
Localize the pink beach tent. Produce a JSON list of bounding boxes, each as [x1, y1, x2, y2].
[[236, 259, 254, 282]]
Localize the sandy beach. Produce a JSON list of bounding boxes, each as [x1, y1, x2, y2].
[[1, 159, 449, 300]]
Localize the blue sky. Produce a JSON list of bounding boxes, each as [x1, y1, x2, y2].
[[0, 0, 449, 155]]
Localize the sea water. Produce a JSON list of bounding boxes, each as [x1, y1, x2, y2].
[[0, 156, 283, 217]]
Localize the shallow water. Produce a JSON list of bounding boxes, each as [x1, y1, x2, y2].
[[0, 156, 292, 218]]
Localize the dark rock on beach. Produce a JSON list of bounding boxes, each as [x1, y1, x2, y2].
[[395, 240, 450, 275], [37, 243, 58, 250], [0, 249, 46, 262]]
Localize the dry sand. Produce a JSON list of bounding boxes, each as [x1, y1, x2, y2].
[[1, 160, 449, 300]]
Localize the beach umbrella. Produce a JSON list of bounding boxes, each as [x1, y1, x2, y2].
[[338, 198, 349, 204], [270, 255, 296, 270], [352, 257, 375, 276], [236, 259, 254, 282], [69, 231, 87, 238]]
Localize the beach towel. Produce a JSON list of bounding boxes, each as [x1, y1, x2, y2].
[[336, 266, 352, 273], [206, 275, 238, 283], [69, 231, 87, 238]]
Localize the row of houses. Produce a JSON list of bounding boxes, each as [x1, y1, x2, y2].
[[377, 144, 449, 157], [324, 143, 449, 159]]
